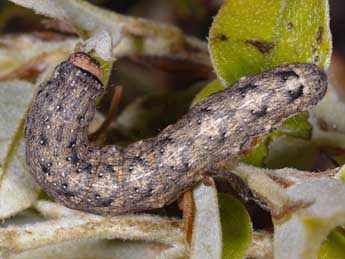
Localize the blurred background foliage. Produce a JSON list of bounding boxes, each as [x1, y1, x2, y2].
[[1, 0, 343, 140], [1, 0, 344, 53]]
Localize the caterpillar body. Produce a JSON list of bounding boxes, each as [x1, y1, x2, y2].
[[25, 53, 327, 215]]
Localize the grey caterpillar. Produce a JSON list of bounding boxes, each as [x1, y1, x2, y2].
[[24, 52, 327, 215]]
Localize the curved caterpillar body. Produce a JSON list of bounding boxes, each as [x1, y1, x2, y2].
[[25, 52, 327, 215]]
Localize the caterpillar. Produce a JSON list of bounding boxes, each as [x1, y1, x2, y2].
[[24, 52, 327, 215]]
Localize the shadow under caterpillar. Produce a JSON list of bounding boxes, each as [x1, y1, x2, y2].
[[24, 52, 327, 215]]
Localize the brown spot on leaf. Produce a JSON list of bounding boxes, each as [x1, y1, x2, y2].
[[217, 33, 228, 41], [316, 27, 323, 45], [311, 45, 317, 53], [286, 22, 294, 31], [245, 39, 275, 54], [271, 175, 294, 188]]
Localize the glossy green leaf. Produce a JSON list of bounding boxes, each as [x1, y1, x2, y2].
[[218, 194, 252, 259], [209, 0, 332, 85]]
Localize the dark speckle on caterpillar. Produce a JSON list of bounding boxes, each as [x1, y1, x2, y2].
[[24, 52, 327, 215]]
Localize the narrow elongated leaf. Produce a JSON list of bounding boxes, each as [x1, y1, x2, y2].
[[13, 240, 177, 259], [0, 80, 39, 219], [0, 204, 186, 258], [191, 183, 222, 259]]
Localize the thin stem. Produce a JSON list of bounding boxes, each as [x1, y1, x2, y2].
[[89, 85, 123, 141]]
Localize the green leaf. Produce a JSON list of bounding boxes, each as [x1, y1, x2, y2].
[[276, 112, 312, 139], [209, 0, 332, 85], [218, 194, 252, 259], [241, 141, 268, 167], [91, 52, 113, 87], [90, 52, 114, 105], [241, 112, 313, 168], [264, 135, 318, 170], [336, 166, 345, 181], [318, 229, 345, 259], [191, 80, 225, 107]]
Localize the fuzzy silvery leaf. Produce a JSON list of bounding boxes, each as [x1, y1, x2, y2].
[[0, 80, 39, 219]]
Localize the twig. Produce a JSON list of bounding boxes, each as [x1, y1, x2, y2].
[[229, 163, 340, 220], [233, 163, 339, 188], [178, 190, 195, 246], [9, 0, 211, 69], [89, 85, 123, 141], [1, 201, 186, 258]]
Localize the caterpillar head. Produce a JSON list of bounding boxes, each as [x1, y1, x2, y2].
[[68, 52, 103, 82]]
